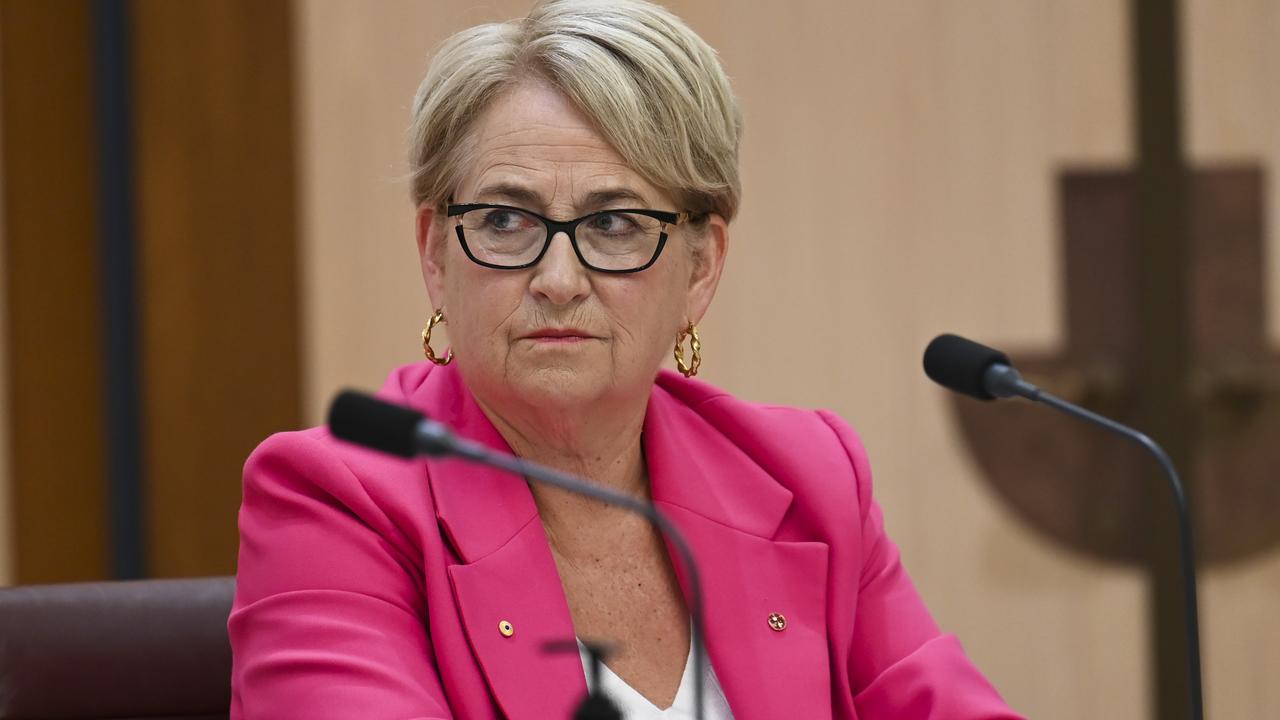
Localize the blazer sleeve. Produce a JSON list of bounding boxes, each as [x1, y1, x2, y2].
[[817, 410, 1024, 720], [229, 432, 453, 720]]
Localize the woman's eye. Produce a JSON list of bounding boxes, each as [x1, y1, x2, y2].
[[589, 212, 639, 235], [483, 210, 534, 232]]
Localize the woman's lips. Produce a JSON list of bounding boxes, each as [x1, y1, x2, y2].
[[528, 336, 590, 344], [521, 329, 598, 343]]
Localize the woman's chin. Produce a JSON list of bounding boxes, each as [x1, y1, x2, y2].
[[508, 365, 607, 409]]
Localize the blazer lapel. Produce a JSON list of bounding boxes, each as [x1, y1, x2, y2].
[[447, 521, 587, 720], [414, 366, 587, 720], [645, 379, 835, 720]]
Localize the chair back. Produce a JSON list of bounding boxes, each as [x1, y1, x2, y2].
[[0, 576, 234, 720]]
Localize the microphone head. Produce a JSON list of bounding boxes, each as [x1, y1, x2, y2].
[[327, 390, 423, 458], [923, 334, 1012, 400]]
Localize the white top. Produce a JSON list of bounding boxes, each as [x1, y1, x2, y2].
[[576, 639, 734, 720]]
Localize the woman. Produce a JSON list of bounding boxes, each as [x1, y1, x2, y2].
[[230, 1, 1022, 718]]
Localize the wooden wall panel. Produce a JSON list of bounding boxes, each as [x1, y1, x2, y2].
[[0, 9, 11, 585], [1183, 1, 1280, 717], [672, 4, 1145, 717], [0, 0, 108, 584], [131, 0, 301, 577]]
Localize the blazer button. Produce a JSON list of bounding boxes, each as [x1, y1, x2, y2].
[[498, 620, 515, 637], [767, 612, 787, 631]]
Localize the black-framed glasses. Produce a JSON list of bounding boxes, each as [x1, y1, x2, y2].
[[446, 203, 692, 274]]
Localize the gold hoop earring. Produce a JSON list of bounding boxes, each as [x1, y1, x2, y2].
[[421, 309, 453, 366], [674, 322, 701, 377]]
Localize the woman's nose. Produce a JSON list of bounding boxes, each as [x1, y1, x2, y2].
[[528, 231, 590, 305]]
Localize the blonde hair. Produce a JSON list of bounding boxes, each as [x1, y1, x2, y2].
[[408, 0, 742, 221]]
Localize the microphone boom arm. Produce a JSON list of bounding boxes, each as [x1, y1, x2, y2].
[[984, 363, 1204, 720]]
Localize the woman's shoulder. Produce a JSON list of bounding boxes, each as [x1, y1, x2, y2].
[[652, 370, 875, 509], [249, 360, 442, 457], [654, 369, 869, 456], [243, 362, 443, 513]]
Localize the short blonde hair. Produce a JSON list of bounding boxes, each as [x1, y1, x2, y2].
[[408, 0, 742, 221]]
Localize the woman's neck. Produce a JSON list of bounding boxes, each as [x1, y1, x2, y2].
[[472, 385, 665, 583], [473, 390, 650, 507]]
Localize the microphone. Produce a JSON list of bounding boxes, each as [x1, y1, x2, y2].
[[328, 390, 707, 720], [923, 334, 1204, 720], [921, 333, 1037, 401], [328, 390, 470, 458]]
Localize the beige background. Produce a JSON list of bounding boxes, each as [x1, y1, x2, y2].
[[1184, 1, 1280, 717]]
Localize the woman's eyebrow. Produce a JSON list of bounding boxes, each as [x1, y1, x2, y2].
[[580, 188, 648, 210], [473, 182, 545, 207], [471, 183, 650, 212]]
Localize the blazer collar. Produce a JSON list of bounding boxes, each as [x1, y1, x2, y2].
[[643, 370, 794, 538], [411, 364, 539, 564], [413, 365, 796, 560]]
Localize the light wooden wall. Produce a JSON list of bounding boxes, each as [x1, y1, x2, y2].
[[670, 3, 1145, 718], [295, 1, 1277, 718], [1184, 1, 1280, 717]]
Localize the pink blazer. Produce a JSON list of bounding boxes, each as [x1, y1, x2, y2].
[[230, 362, 1021, 719]]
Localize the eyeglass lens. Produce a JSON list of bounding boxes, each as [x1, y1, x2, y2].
[[457, 207, 665, 271]]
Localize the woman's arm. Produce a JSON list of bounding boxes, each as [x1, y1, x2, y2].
[[229, 431, 453, 720], [817, 411, 1024, 720]]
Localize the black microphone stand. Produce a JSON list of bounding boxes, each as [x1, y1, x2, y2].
[[544, 640, 623, 720], [985, 365, 1204, 720]]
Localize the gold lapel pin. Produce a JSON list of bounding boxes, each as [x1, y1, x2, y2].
[[498, 619, 515, 638], [767, 612, 787, 632]]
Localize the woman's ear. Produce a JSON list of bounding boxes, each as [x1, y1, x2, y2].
[[685, 214, 729, 325], [417, 202, 448, 308]]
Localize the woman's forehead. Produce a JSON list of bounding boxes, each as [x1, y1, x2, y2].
[[472, 82, 614, 159], [457, 84, 670, 211]]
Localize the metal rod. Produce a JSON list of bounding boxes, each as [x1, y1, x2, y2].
[[1031, 390, 1203, 720]]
